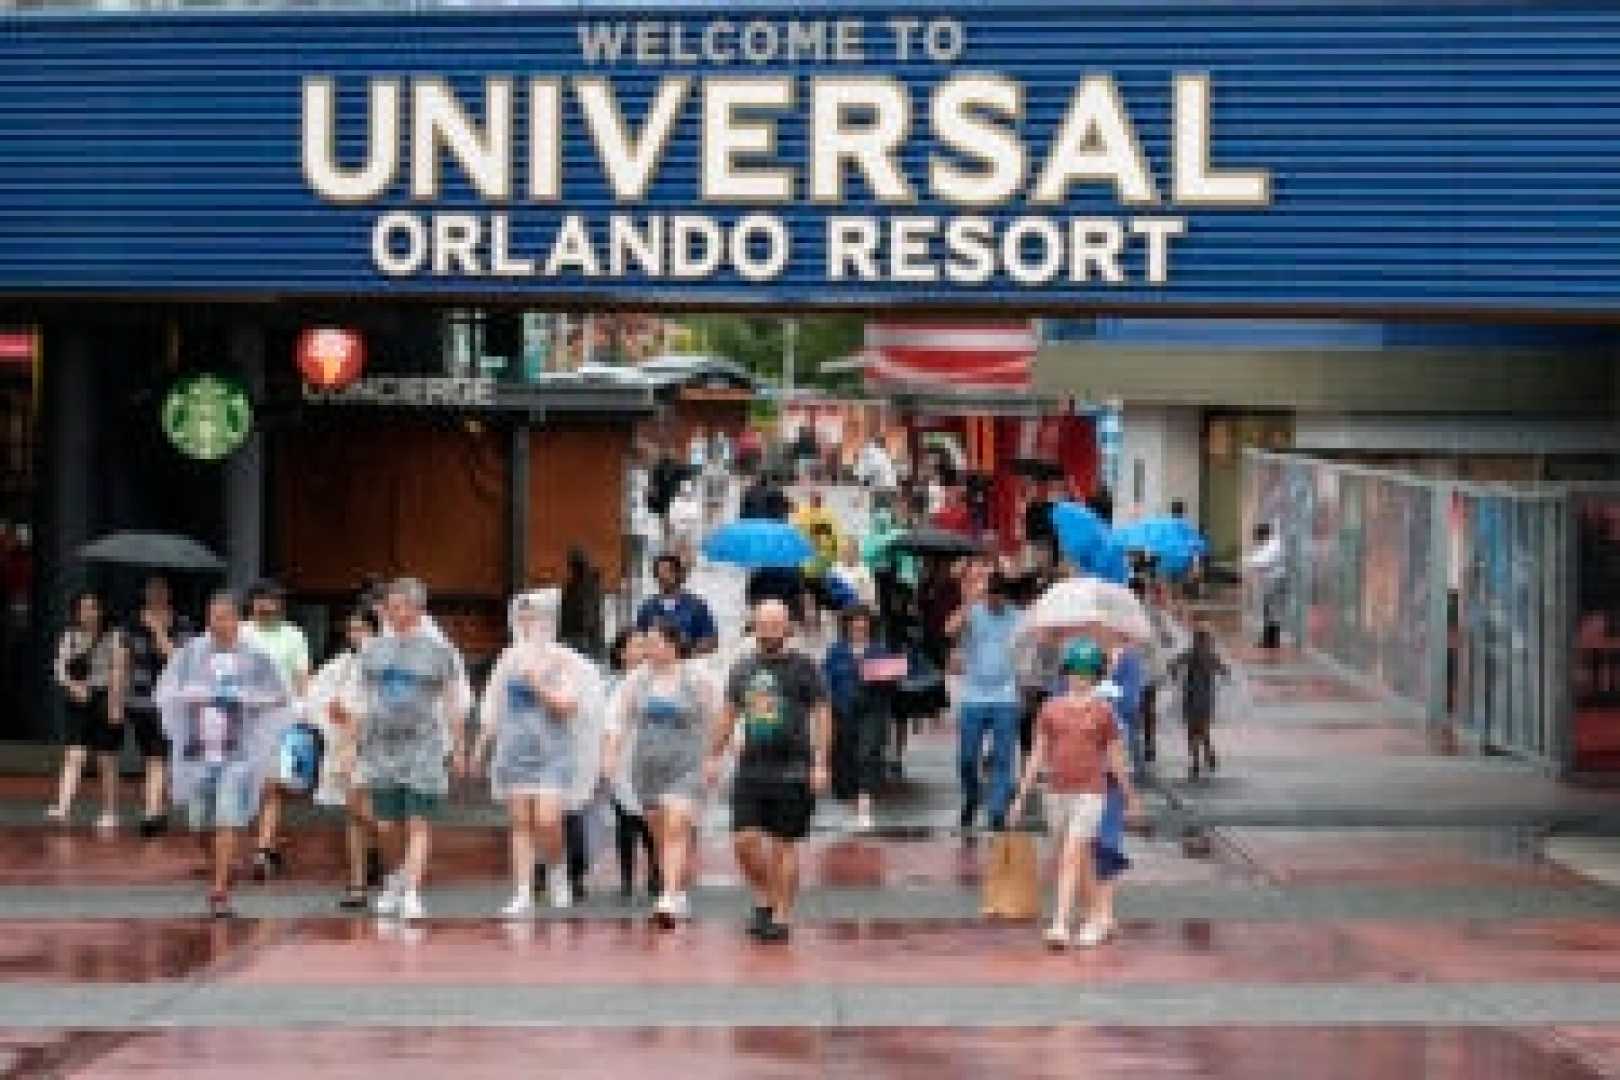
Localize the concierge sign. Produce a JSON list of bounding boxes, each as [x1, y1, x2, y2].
[[5, 3, 1620, 314]]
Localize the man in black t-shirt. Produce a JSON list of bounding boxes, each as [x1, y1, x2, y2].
[[706, 599, 830, 942]]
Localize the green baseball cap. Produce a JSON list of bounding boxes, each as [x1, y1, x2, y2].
[[1062, 638, 1107, 678]]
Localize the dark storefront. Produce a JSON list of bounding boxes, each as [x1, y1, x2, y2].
[[5, 2, 1620, 744]]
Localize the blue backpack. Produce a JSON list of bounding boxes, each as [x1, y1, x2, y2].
[[278, 722, 325, 795]]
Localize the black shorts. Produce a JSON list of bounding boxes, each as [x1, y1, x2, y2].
[[732, 781, 815, 842], [64, 691, 121, 753], [126, 707, 169, 759]]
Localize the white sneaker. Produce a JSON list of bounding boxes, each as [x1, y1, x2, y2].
[[854, 807, 875, 832], [500, 893, 534, 919], [44, 806, 66, 823], [373, 874, 404, 916], [547, 870, 573, 910], [1043, 924, 1070, 950], [1073, 920, 1112, 948], [669, 892, 691, 922], [94, 813, 118, 831], [396, 890, 425, 922]]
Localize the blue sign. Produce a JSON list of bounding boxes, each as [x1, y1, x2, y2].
[[3, 3, 1619, 315]]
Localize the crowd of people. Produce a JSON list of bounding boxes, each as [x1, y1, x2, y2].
[[45, 441, 1237, 950]]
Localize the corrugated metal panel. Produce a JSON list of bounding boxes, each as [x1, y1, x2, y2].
[[2, 3, 1620, 312]]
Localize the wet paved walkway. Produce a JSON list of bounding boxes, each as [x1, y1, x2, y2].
[[7, 581, 1620, 1074]]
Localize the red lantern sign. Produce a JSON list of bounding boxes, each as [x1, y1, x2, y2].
[[295, 327, 365, 390]]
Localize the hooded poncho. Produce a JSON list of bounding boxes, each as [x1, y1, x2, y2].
[[479, 588, 605, 806]]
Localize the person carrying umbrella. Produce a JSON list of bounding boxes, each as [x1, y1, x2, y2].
[[861, 498, 913, 648], [707, 519, 814, 631], [119, 576, 196, 838]]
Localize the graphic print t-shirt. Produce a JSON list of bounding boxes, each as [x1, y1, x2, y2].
[[727, 651, 826, 786], [174, 638, 282, 765]]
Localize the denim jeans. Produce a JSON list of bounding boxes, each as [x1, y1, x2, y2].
[[958, 700, 1021, 826]]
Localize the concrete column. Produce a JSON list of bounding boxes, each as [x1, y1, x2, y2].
[[224, 324, 265, 590], [37, 325, 96, 740]]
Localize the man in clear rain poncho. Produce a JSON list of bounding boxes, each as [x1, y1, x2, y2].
[[348, 577, 471, 922], [474, 588, 605, 917], [157, 590, 295, 918]]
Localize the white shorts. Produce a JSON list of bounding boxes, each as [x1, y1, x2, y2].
[[1046, 792, 1107, 843]]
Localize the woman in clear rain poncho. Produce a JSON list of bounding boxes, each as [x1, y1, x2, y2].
[[474, 588, 604, 918], [156, 590, 295, 918], [601, 616, 721, 927], [306, 606, 380, 910]]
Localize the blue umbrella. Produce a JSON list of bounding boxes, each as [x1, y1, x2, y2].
[[820, 572, 860, 611], [1082, 537, 1131, 585], [703, 519, 814, 569], [1052, 501, 1110, 567], [1112, 517, 1209, 579]]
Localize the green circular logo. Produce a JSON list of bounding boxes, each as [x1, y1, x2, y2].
[[161, 374, 253, 461]]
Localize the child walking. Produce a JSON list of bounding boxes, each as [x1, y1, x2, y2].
[[1009, 639, 1138, 949], [1167, 626, 1231, 782]]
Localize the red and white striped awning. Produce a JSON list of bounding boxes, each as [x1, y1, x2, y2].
[[862, 320, 1036, 391]]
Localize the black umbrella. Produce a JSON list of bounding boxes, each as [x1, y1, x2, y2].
[[77, 531, 226, 572], [1010, 458, 1065, 481], [889, 528, 984, 559]]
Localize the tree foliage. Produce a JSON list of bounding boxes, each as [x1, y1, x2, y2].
[[677, 315, 866, 394]]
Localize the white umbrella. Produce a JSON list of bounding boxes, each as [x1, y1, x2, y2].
[[1024, 576, 1152, 643]]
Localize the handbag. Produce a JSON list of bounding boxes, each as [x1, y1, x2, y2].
[[980, 831, 1041, 920]]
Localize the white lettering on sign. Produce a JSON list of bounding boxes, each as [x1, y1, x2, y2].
[[303, 377, 498, 408], [300, 21, 1272, 289]]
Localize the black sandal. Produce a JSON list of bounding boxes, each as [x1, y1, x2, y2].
[[338, 886, 369, 911], [208, 891, 235, 919]]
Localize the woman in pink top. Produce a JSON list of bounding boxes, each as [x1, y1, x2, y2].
[[1010, 638, 1139, 950]]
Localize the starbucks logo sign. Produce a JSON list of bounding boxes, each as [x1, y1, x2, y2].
[[161, 373, 253, 461]]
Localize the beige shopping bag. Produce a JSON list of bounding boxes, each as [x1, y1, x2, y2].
[[980, 831, 1041, 920]]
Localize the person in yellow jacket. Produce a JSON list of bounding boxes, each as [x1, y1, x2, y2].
[[791, 491, 842, 635]]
